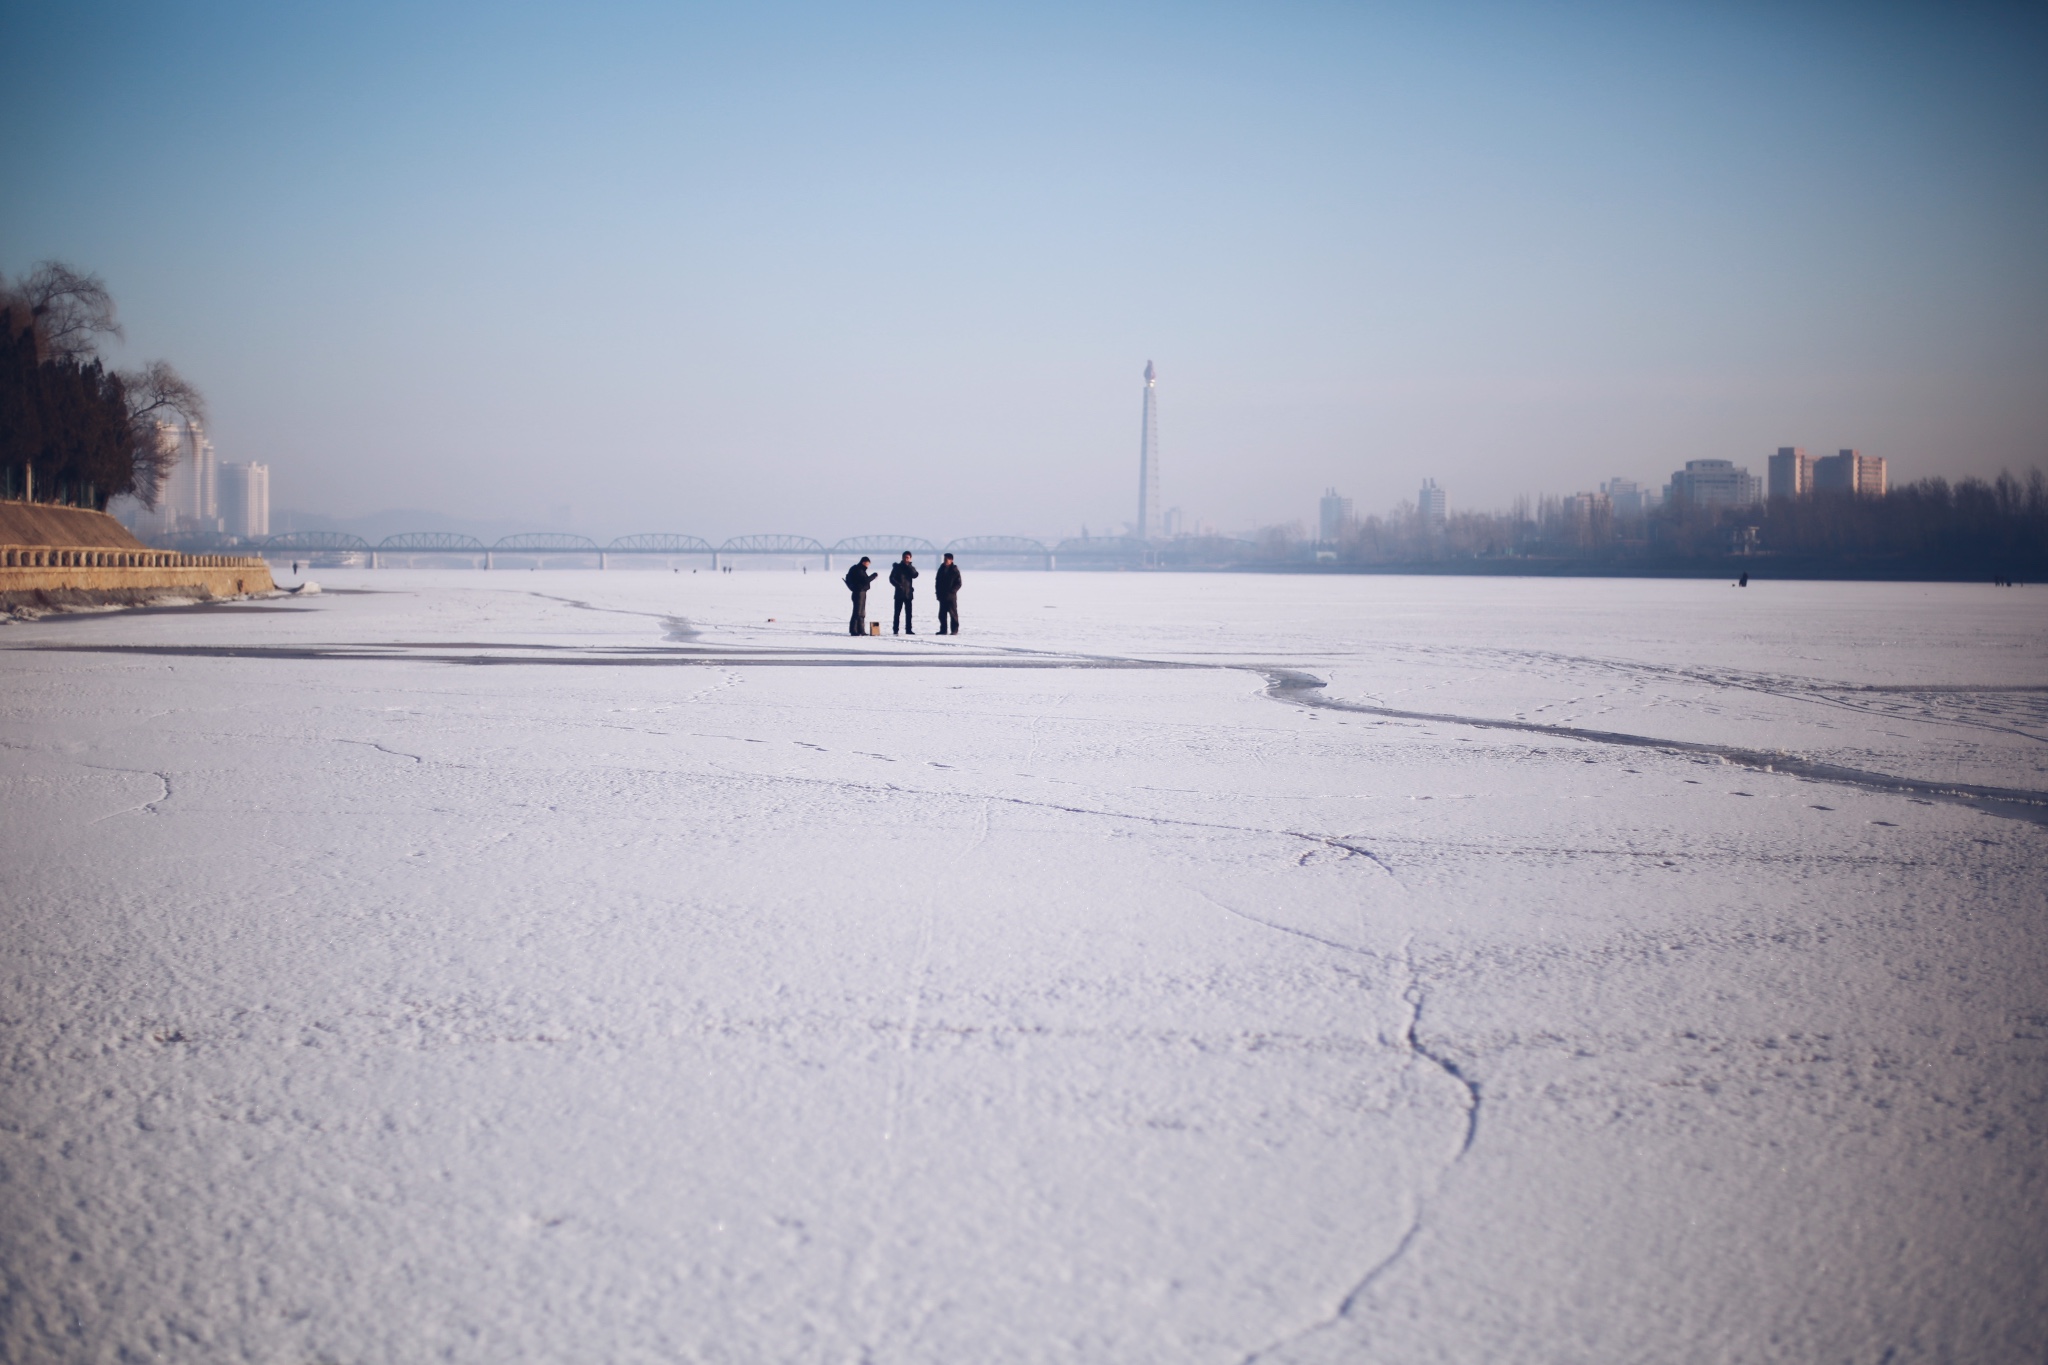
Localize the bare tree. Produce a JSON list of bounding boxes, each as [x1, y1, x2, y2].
[[119, 361, 208, 508], [6, 261, 122, 362], [0, 260, 217, 508]]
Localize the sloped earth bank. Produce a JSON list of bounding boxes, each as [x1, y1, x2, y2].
[[2, 572, 2043, 1363]]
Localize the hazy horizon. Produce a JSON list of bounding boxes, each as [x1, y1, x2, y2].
[[6, 1, 2044, 540]]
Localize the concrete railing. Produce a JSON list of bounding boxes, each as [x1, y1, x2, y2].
[[0, 545, 270, 570]]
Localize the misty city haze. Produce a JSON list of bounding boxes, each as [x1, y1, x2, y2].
[[4, 2, 2044, 539]]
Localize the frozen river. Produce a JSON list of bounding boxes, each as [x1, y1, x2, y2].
[[4, 571, 2045, 1362]]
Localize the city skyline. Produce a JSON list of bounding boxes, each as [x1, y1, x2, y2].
[[4, 3, 2042, 536], [120, 429, 1902, 548]]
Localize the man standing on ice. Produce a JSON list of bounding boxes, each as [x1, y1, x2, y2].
[[844, 556, 876, 636], [888, 550, 919, 634], [935, 552, 962, 634]]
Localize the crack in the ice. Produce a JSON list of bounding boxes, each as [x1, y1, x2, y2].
[[1255, 667, 2048, 826], [969, 789, 1400, 881], [78, 764, 172, 822], [12, 642, 1190, 671], [67, 636, 2029, 822], [1405, 975, 1480, 1160], [1291, 640, 2048, 744], [36, 638, 2037, 827], [1238, 941, 1480, 1364], [700, 755, 1400, 875], [523, 590, 674, 622], [1187, 886, 1382, 958], [335, 738, 425, 764]]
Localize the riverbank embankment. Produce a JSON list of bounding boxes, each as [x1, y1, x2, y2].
[[0, 502, 274, 612]]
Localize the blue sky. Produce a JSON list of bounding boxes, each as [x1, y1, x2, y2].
[[5, 1, 2043, 537]]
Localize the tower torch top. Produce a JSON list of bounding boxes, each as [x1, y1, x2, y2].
[[1144, 360, 1155, 384]]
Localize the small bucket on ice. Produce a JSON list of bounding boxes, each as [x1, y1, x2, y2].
[[870, 622, 881, 636]]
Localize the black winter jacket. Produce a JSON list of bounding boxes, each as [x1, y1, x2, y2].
[[935, 563, 962, 597], [844, 564, 876, 594], [888, 561, 919, 595]]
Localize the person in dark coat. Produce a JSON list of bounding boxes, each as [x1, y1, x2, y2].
[[888, 551, 919, 634], [844, 557, 876, 635], [935, 553, 962, 635]]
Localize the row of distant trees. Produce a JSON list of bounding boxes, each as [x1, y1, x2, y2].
[[0, 262, 204, 511], [1262, 473, 2048, 577]]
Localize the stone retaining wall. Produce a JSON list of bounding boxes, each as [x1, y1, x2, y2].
[[1, 549, 275, 609], [1, 545, 260, 569]]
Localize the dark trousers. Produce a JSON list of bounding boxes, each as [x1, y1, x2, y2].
[[937, 595, 958, 634], [893, 593, 914, 633], [849, 591, 868, 635]]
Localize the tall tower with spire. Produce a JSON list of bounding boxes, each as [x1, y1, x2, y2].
[[1137, 361, 1161, 540]]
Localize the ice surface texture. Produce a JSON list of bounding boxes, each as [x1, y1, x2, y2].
[[2, 573, 2044, 1363]]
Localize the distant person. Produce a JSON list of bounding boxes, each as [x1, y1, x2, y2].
[[935, 553, 962, 634], [889, 551, 919, 634], [844, 556, 876, 636]]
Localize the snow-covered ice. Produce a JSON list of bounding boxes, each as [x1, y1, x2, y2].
[[3, 571, 2044, 1362]]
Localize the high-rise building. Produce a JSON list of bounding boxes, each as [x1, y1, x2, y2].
[[1768, 447, 1811, 500], [1318, 488, 1354, 543], [220, 462, 270, 539], [162, 421, 217, 532], [1137, 361, 1161, 541], [1665, 459, 1761, 508], [1812, 449, 1886, 496], [1418, 478, 1447, 526], [1601, 477, 1647, 518], [123, 419, 220, 538]]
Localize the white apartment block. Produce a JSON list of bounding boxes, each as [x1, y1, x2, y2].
[[1418, 478, 1447, 525], [1812, 449, 1887, 497], [1665, 459, 1761, 508], [1768, 447, 1811, 500], [220, 462, 270, 539], [1318, 488, 1354, 542]]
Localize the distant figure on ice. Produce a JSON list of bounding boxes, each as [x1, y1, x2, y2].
[[844, 556, 876, 636], [935, 553, 962, 635], [1738, 572, 1749, 587], [889, 551, 919, 634]]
